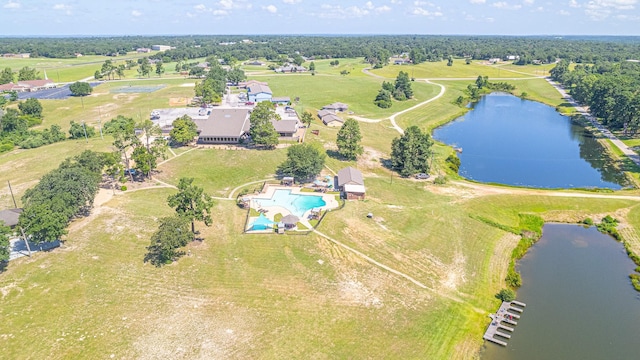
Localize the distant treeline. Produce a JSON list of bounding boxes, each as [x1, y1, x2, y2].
[[0, 35, 639, 63], [551, 59, 640, 135]]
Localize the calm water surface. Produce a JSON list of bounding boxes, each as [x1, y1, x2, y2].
[[433, 93, 628, 189], [483, 224, 640, 360]]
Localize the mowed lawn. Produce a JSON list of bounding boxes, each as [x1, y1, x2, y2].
[[155, 148, 288, 197], [262, 71, 441, 119]]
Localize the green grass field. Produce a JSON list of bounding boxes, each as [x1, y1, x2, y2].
[[3, 57, 640, 359], [371, 60, 533, 79], [256, 70, 441, 119]]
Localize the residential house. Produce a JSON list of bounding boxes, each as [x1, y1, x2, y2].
[[317, 109, 343, 127], [336, 167, 366, 200], [271, 96, 290, 105], [247, 83, 273, 103], [238, 80, 268, 89], [321, 114, 343, 127], [322, 102, 349, 112], [274, 65, 306, 73], [246, 60, 265, 66], [136, 48, 152, 53], [0, 208, 23, 228]]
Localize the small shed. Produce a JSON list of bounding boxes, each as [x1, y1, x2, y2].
[[281, 214, 300, 230], [282, 177, 294, 186], [344, 184, 366, 200]]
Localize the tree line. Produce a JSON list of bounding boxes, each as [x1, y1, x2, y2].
[[1, 35, 639, 65], [551, 60, 640, 135]]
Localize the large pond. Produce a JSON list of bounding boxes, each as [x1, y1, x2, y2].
[[432, 93, 628, 189], [483, 224, 640, 360]]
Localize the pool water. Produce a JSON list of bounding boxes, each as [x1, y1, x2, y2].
[[253, 189, 326, 218]]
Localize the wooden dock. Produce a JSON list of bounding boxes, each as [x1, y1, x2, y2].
[[483, 300, 526, 347]]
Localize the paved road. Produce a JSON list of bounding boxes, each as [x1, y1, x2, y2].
[[547, 78, 640, 167]]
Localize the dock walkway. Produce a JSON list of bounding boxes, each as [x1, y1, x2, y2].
[[483, 300, 526, 347]]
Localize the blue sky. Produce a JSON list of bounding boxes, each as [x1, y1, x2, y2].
[[1, 0, 639, 36]]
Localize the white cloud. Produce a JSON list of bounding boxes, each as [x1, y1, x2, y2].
[[584, 0, 637, 20], [3, 1, 20, 9], [212, 9, 228, 15], [194, 4, 207, 11], [219, 0, 233, 9], [263, 4, 277, 13], [52, 3, 72, 15], [559, 9, 571, 14], [316, 2, 391, 18], [412, 7, 443, 16], [491, 1, 522, 9], [131, 10, 142, 17], [282, 0, 301, 3], [469, 0, 486, 4], [523, 0, 535, 4], [390, 0, 402, 3], [569, 0, 580, 7]]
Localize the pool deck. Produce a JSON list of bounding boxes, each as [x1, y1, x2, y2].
[[245, 185, 340, 231]]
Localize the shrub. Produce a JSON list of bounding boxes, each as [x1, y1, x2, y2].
[[495, 288, 516, 302], [630, 273, 640, 292], [506, 268, 522, 288], [121, 186, 127, 191], [446, 154, 461, 173], [434, 175, 447, 185], [582, 218, 593, 225]]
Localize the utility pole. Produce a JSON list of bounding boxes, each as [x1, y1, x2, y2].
[[98, 106, 104, 139], [7, 181, 17, 208], [82, 121, 88, 143]]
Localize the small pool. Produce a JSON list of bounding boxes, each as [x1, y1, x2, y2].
[[253, 189, 326, 218]]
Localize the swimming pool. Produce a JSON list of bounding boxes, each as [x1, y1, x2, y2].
[[253, 189, 326, 218]]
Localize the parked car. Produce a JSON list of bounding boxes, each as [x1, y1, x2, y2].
[[415, 173, 430, 180], [245, 101, 255, 106]]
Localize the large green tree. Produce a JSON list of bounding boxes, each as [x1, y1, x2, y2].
[[167, 177, 214, 235], [69, 81, 92, 97], [105, 115, 139, 181], [394, 71, 413, 100], [249, 101, 279, 149], [336, 118, 363, 160], [155, 62, 165, 77], [145, 216, 193, 266], [390, 125, 433, 177], [18, 98, 43, 118], [170, 115, 198, 145], [0, 223, 10, 263], [277, 143, 326, 181], [19, 152, 104, 244], [0, 67, 13, 85], [300, 111, 314, 127], [17, 66, 38, 81]]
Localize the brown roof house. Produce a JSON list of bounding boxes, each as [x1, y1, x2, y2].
[[317, 109, 343, 127], [195, 108, 300, 144], [337, 167, 366, 200], [195, 109, 251, 144]]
